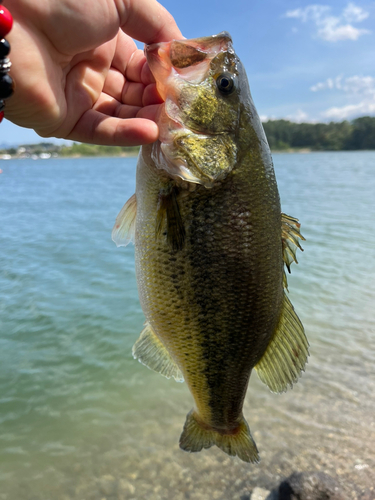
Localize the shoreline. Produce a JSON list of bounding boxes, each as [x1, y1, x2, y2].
[[0, 152, 139, 160], [3, 148, 375, 161]]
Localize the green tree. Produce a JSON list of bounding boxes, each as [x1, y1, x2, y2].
[[349, 117, 375, 150]]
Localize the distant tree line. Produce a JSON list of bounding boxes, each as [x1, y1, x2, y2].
[[2, 117, 375, 157], [0, 142, 140, 157], [58, 143, 140, 156], [263, 116, 375, 151]]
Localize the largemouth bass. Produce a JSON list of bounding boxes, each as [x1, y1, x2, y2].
[[112, 32, 308, 463]]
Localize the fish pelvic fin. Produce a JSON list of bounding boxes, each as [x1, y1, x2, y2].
[[255, 293, 309, 394], [112, 193, 137, 247], [281, 213, 305, 289], [132, 322, 184, 382], [179, 410, 259, 464], [155, 185, 185, 251]]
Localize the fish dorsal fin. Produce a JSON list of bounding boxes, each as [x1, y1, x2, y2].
[[155, 186, 185, 251], [255, 293, 309, 394], [281, 213, 305, 289], [132, 322, 184, 383], [112, 194, 137, 247]]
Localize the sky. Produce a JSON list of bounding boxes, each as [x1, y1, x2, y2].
[[1, 0, 374, 145]]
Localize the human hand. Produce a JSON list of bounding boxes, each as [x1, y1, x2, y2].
[[3, 0, 182, 146]]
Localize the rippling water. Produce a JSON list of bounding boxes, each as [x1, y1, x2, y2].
[[1, 152, 374, 499]]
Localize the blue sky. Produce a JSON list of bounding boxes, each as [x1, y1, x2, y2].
[[2, 0, 374, 145]]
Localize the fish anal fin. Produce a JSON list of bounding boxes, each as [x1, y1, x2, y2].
[[132, 322, 184, 383], [255, 293, 309, 394], [112, 193, 137, 247], [155, 185, 185, 251], [179, 410, 259, 464]]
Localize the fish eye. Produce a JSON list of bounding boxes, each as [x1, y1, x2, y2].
[[216, 73, 236, 95]]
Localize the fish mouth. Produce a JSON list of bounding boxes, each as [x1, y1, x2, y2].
[[145, 32, 233, 100]]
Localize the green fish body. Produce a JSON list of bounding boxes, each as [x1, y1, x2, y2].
[[113, 33, 308, 463]]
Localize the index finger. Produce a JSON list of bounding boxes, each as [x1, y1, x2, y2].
[[117, 0, 183, 44]]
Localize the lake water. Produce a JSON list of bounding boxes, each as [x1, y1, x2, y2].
[[1, 152, 374, 499]]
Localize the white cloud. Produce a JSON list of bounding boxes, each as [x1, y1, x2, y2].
[[343, 2, 369, 22], [260, 110, 317, 123], [344, 75, 375, 94], [285, 3, 370, 42], [323, 102, 375, 120], [286, 109, 310, 122], [310, 75, 343, 91], [286, 5, 330, 23], [321, 23, 368, 42], [310, 74, 375, 119], [311, 75, 375, 95]]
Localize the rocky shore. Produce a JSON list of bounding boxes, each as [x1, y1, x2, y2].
[[91, 470, 374, 500]]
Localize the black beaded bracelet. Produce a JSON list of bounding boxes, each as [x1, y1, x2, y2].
[[0, 0, 14, 123]]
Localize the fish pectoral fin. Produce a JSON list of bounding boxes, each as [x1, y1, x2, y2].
[[179, 410, 259, 464], [281, 213, 305, 289], [155, 185, 185, 251], [255, 293, 309, 394], [111, 193, 137, 247], [132, 322, 184, 382]]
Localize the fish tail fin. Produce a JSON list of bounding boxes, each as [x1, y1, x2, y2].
[[179, 410, 259, 463]]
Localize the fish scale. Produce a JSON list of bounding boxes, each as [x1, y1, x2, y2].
[[112, 32, 308, 463], [135, 144, 283, 431]]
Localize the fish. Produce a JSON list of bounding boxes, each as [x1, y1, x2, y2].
[[112, 32, 308, 463]]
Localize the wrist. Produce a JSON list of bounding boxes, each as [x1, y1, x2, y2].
[[0, 0, 14, 122]]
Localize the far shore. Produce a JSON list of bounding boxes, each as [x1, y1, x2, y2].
[[2, 116, 374, 160], [0, 143, 141, 161], [3, 143, 375, 161]]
